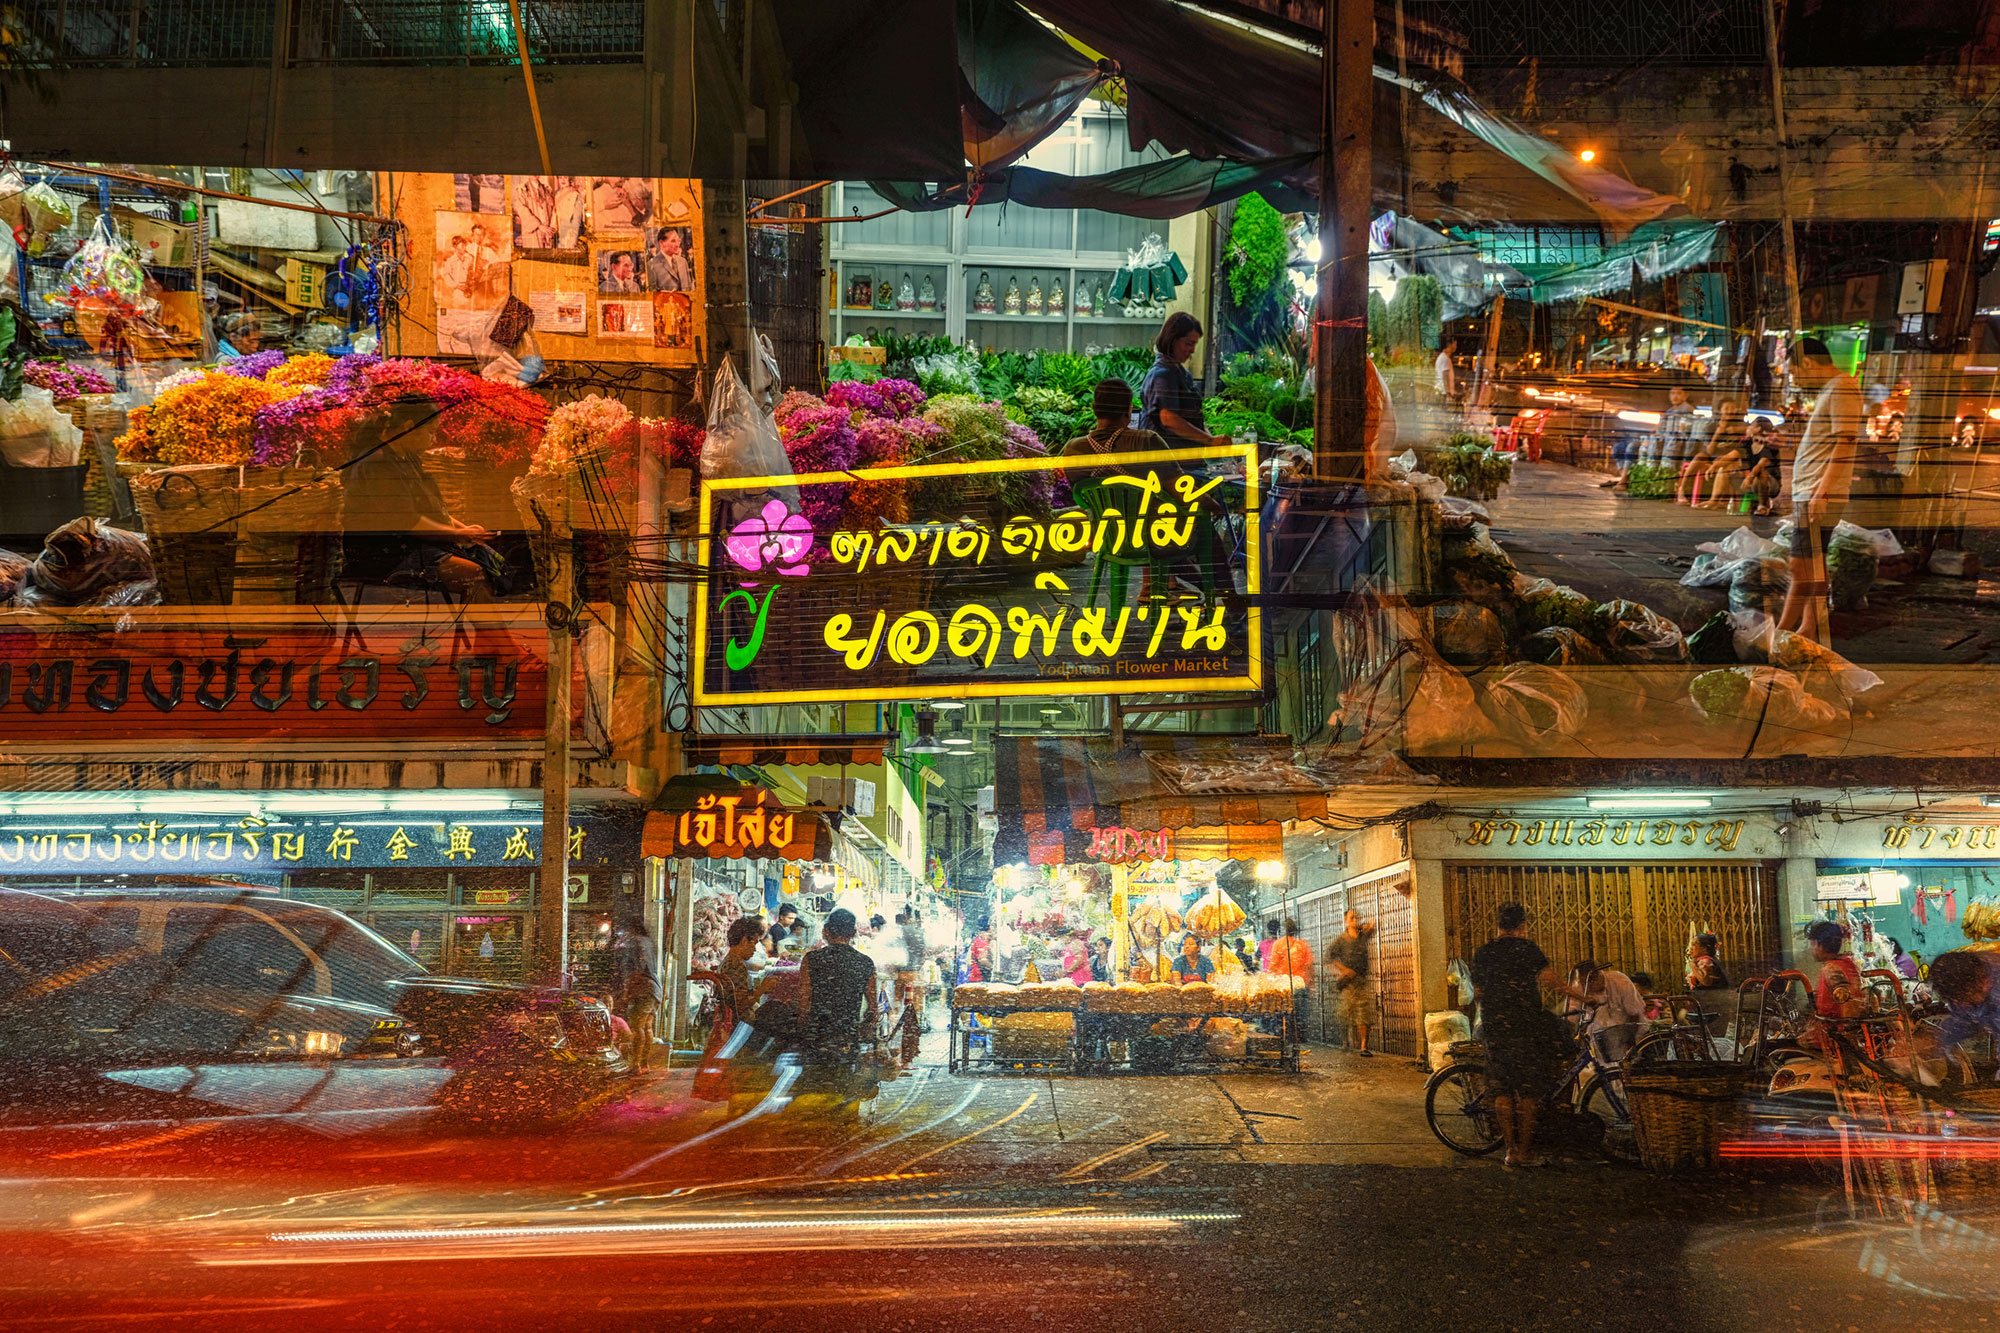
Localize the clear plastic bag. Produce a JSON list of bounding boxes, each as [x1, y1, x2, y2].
[[1600, 598, 1688, 664], [0, 167, 26, 231], [0, 386, 82, 466], [702, 346, 793, 485], [1726, 610, 1883, 699], [58, 214, 152, 316], [21, 182, 74, 237], [1481, 663, 1589, 745], [1689, 665, 1844, 729]]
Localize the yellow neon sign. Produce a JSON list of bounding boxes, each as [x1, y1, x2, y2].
[[691, 444, 1262, 706]]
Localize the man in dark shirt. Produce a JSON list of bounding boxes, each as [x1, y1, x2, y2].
[[1327, 908, 1376, 1057], [798, 908, 878, 1059]]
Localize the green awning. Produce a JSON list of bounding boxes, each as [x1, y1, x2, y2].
[[1528, 221, 1724, 304]]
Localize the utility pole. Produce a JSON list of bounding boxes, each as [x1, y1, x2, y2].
[[537, 527, 573, 987], [1760, 0, 1803, 339], [1315, 0, 1375, 480]]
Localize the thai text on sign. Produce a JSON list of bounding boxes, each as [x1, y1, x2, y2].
[[646, 789, 814, 859], [0, 817, 590, 869], [692, 445, 1261, 705]]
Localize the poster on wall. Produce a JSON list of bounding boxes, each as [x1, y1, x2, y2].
[[432, 212, 511, 311], [529, 290, 588, 335], [511, 175, 586, 254], [652, 292, 693, 350], [598, 298, 653, 340], [590, 177, 654, 232], [453, 174, 505, 213], [596, 247, 646, 295], [645, 226, 695, 292]]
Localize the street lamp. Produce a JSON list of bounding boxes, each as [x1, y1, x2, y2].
[[1578, 148, 1598, 164], [1254, 859, 1286, 882]]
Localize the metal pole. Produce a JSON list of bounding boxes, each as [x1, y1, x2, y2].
[[537, 532, 573, 986], [1761, 0, 1803, 339], [1314, 0, 1374, 480], [505, 0, 554, 178]]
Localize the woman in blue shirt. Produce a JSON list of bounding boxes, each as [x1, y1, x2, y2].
[[1141, 313, 1236, 449], [1169, 933, 1216, 984]]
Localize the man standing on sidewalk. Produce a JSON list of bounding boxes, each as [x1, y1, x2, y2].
[[1327, 908, 1377, 1057], [1266, 918, 1316, 1041], [1777, 336, 1862, 643]]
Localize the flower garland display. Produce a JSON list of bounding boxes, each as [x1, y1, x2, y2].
[[118, 370, 314, 466], [533, 394, 638, 480]]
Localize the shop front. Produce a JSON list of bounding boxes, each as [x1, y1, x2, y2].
[[0, 794, 646, 987], [1806, 809, 2000, 983]]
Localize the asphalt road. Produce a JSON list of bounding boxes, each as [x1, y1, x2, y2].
[[4, 1049, 2000, 1331]]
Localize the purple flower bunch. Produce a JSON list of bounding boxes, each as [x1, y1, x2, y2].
[[247, 390, 354, 466], [218, 349, 289, 380], [22, 360, 80, 401], [1002, 420, 1062, 511], [853, 416, 910, 468], [780, 403, 861, 534], [824, 379, 889, 419], [875, 378, 926, 419], [72, 364, 115, 395]]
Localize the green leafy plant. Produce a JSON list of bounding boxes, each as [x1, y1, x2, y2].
[[1416, 431, 1513, 500], [1011, 386, 1084, 449], [827, 358, 883, 385], [1386, 275, 1444, 355], [1226, 194, 1287, 308], [1034, 351, 1096, 400], [1623, 462, 1676, 498]]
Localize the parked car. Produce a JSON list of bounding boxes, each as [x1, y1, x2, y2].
[[0, 887, 427, 1135], [52, 888, 630, 1124]]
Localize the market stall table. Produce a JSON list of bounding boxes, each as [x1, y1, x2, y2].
[[948, 978, 1300, 1075]]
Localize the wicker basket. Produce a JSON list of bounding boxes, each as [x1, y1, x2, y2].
[[1624, 1061, 1753, 1173], [128, 465, 240, 604], [1935, 1087, 2000, 1205], [234, 464, 344, 604]]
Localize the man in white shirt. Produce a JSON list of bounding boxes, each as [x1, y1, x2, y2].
[[1563, 961, 1647, 1065], [1778, 337, 1863, 641], [1434, 346, 1457, 406]]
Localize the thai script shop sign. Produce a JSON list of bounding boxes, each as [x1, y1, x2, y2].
[[0, 816, 597, 870], [0, 624, 546, 740], [691, 445, 1261, 704]]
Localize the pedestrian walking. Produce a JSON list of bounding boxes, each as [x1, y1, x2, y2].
[[797, 908, 879, 1060], [1327, 908, 1376, 1057], [1470, 902, 1560, 1168], [1435, 345, 1458, 409], [612, 918, 663, 1074]]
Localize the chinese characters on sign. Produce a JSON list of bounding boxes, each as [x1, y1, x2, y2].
[[0, 815, 596, 870], [0, 627, 547, 740], [692, 446, 1261, 704]]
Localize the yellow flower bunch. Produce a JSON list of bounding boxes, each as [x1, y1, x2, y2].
[[114, 404, 158, 461], [266, 353, 337, 390], [146, 373, 312, 466]]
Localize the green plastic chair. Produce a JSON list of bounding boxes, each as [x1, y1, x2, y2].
[[1069, 476, 1215, 613]]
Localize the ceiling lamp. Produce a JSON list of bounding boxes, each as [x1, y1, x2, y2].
[[904, 708, 947, 755]]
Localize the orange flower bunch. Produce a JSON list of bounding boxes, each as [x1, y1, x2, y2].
[[138, 371, 313, 466], [265, 353, 337, 391]]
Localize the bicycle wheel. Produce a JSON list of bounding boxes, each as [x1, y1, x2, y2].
[[1579, 1074, 1640, 1164], [1425, 1063, 1503, 1156]]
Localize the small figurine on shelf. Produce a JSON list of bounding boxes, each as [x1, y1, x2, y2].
[[1025, 276, 1044, 315], [896, 273, 917, 311], [918, 273, 938, 311], [847, 272, 873, 309], [1048, 278, 1066, 317], [1094, 278, 1111, 319], [1074, 280, 1093, 318], [973, 270, 996, 314], [875, 274, 897, 310], [1003, 276, 1022, 314]]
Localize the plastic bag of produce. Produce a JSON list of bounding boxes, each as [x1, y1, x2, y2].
[[0, 166, 25, 230], [1729, 610, 1882, 700], [1830, 520, 1902, 558], [21, 182, 74, 237], [1428, 600, 1509, 668], [1600, 598, 1689, 664], [1481, 663, 1588, 745], [1728, 556, 1790, 617], [0, 386, 82, 466], [1205, 1017, 1251, 1060], [1826, 530, 1878, 611], [1701, 526, 1783, 563], [1517, 626, 1607, 667], [1335, 638, 1496, 753], [1516, 578, 1605, 636], [1689, 666, 1843, 729], [1686, 611, 1738, 665]]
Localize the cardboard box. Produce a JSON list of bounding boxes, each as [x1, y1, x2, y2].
[[828, 345, 887, 366]]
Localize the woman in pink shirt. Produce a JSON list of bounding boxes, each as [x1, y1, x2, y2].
[[1257, 919, 1281, 969]]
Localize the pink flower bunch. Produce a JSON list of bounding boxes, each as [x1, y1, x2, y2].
[[640, 416, 705, 470], [23, 360, 81, 401], [249, 390, 358, 466], [874, 378, 926, 419], [434, 380, 550, 466], [773, 389, 824, 430], [780, 403, 859, 476]]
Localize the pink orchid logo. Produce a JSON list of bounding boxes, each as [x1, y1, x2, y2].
[[724, 498, 813, 580]]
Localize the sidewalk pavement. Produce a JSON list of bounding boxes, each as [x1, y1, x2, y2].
[[1486, 459, 2000, 666]]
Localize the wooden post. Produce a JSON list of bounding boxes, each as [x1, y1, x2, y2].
[[536, 526, 573, 986], [1761, 0, 1803, 339], [1313, 0, 1375, 481]]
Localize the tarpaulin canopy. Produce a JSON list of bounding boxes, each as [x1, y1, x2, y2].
[[960, 0, 1110, 172], [870, 153, 1316, 220], [1371, 212, 1527, 321], [1528, 220, 1725, 304], [992, 736, 1330, 867]]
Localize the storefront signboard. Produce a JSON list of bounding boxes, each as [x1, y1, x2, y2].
[[1416, 814, 1781, 861], [1086, 826, 1174, 862], [691, 445, 1261, 704], [0, 813, 617, 870], [0, 623, 547, 741], [1874, 817, 2000, 854], [641, 788, 819, 860]]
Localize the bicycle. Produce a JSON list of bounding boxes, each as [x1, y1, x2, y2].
[[1424, 1026, 1639, 1163]]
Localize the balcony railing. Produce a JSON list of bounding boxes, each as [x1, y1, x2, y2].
[[11, 0, 644, 68]]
